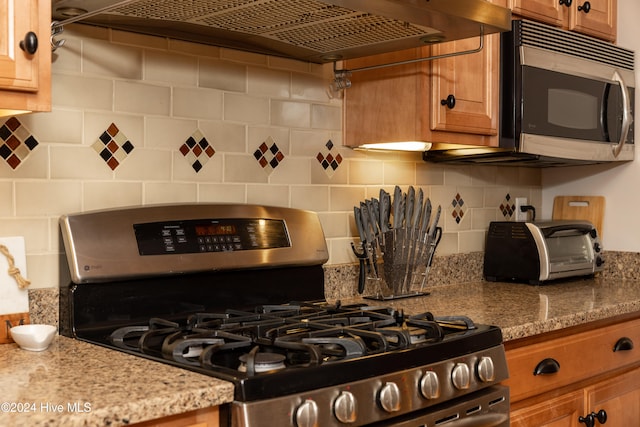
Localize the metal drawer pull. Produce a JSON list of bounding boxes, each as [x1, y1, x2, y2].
[[613, 337, 634, 352], [533, 358, 560, 376]]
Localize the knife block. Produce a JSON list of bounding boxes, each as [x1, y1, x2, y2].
[[0, 313, 30, 344]]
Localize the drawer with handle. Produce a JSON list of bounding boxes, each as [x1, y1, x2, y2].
[[504, 317, 640, 403]]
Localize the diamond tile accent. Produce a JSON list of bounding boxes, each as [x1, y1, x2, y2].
[[180, 129, 215, 173], [316, 140, 343, 178], [451, 193, 467, 224], [0, 117, 39, 170], [500, 194, 516, 220], [91, 123, 134, 170], [253, 136, 284, 174]]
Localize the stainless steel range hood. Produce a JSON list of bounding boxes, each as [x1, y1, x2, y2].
[[51, 0, 511, 63]]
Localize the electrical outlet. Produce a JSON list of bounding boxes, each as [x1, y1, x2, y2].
[[515, 197, 528, 222]]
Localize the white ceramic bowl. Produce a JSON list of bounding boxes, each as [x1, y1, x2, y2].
[[9, 324, 57, 351]]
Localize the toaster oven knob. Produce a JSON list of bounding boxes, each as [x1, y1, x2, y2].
[[378, 382, 401, 413], [451, 363, 471, 390], [477, 357, 495, 382], [295, 399, 319, 427], [334, 391, 357, 423], [594, 242, 601, 253], [596, 256, 604, 267], [419, 370, 441, 399]]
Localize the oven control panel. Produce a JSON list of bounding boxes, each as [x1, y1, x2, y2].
[[134, 218, 290, 255]]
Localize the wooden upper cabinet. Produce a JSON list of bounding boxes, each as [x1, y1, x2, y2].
[[0, 0, 51, 114], [429, 33, 500, 136], [510, 0, 617, 42]]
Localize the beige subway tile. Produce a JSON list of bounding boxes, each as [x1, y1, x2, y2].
[[144, 182, 197, 204], [310, 159, 349, 185], [248, 126, 290, 153], [271, 100, 311, 128], [519, 167, 542, 186], [292, 73, 329, 102], [173, 87, 223, 120], [469, 165, 499, 186], [290, 130, 333, 156], [484, 186, 510, 209], [0, 219, 49, 252], [114, 81, 171, 115], [457, 186, 484, 208], [443, 166, 473, 186], [26, 253, 60, 289], [348, 160, 383, 185], [198, 183, 246, 203], [458, 230, 487, 253], [383, 161, 415, 185], [329, 186, 366, 211], [494, 167, 519, 186], [15, 182, 82, 216], [52, 75, 114, 110], [224, 93, 269, 124], [224, 154, 268, 183], [246, 184, 289, 206], [0, 182, 11, 216], [51, 36, 81, 74], [145, 117, 198, 149], [471, 207, 500, 230], [291, 186, 329, 211], [20, 110, 83, 144], [317, 212, 349, 239], [199, 120, 246, 153], [310, 104, 341, 130], [248, 67, 291, 98], [269, 158, 311, 185], [199, 59, 247, 92], [435, 232, 457, 256], [328, 237, 359, 265], [50, 146, 114, 180], [83, 38, 143, 80], [429, 185, 457, 211], [83, 182, 143, 211], [115, 149, 172, 181], [268, 56, 312, 74], [145, 51, 198, 85]]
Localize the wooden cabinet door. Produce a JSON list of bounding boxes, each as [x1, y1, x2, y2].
[[568, 0, 617, 41], [510, 0, 566, 27], [429, 32, 499, 136], [511, 391, 584, 427], [0, 0, 40, 91], [586, 367, 640, 427]]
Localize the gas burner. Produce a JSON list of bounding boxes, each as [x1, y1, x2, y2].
[[238, 351, 287, 373]]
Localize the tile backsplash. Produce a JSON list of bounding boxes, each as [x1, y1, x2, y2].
[[0, 24, 541, 290]]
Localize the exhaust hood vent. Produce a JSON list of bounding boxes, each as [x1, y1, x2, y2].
[[51, 0, 511, 63]]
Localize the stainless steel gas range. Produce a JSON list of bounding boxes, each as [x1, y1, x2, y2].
[[59, 204, 509, 427]]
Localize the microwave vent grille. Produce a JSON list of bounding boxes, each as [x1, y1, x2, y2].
[[515, 19, 634, 71]]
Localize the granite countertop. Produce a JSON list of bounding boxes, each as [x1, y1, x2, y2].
[[0, 336, 234, 427], [343, 277, 640, 342], [6, 276, 640, 426]]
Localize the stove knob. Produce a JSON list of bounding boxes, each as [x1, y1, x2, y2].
[[419, 371, 441, 399], [378, 382, 401, 413], [477, 356, 495, 382], [334, 391, 357, 423], [295, 399, 319, 427], [451, 363, 471, 390]]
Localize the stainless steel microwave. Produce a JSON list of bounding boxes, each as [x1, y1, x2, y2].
[[424, 20, 635, 166]]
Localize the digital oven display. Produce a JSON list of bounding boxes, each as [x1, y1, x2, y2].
[[134, 218, 290, 255]]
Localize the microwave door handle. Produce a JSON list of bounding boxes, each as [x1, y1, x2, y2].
[[611, 70, 633, 158]]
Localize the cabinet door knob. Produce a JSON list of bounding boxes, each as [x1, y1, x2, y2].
[[578, 1, 591, 13], [533, 358, 560, 375], [19, 31, 39, 55], [559, 0, 573, 6], [579, 413, 595, 427], [440, 94, 456, 109], [613, 337, 634, 352]]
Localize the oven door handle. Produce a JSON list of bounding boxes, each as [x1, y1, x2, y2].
[[611, 70, 633, 158], [438, 412, 508, 427]]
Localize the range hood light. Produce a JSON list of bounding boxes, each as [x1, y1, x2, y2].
[[357, 142, 432, 152]]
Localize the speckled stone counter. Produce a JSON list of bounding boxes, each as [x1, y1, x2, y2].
[[0, 336, 234, 427], [331, 277, 640, 342]]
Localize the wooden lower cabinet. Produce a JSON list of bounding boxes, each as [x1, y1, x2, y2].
[[506, 316, 640, 427], [130, 406, 219, 427]]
